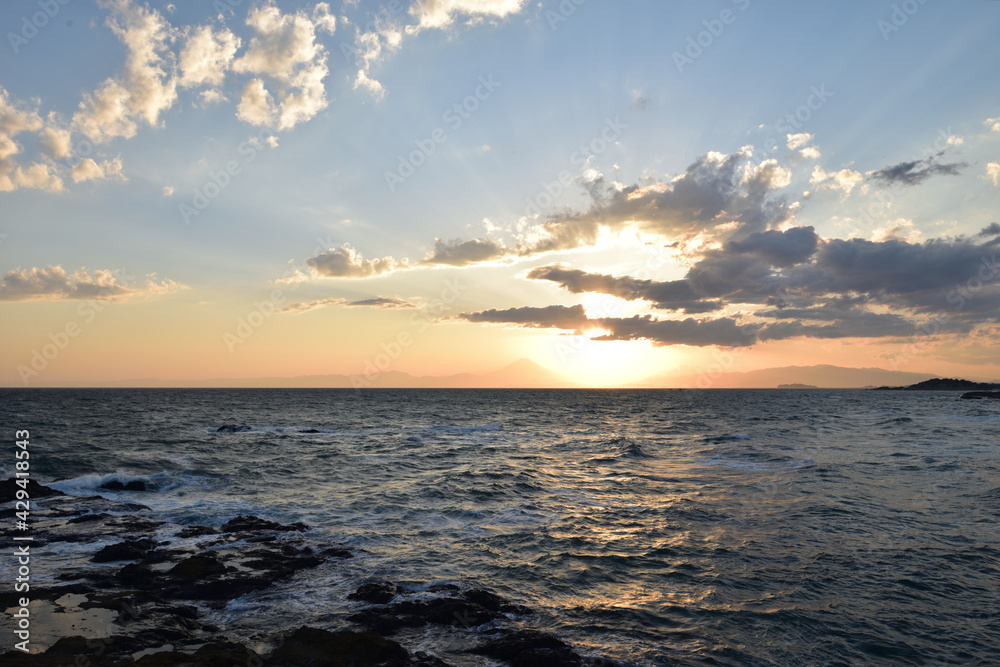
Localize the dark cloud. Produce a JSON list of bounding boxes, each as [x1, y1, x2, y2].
[[724, 226, 819, 267], [421, 238, 511, 266], [526, 264, 719, 313], [868, 152, 966, 187], [977, 223, 1000, 237], [459, 304, 590, 330], [457, 304, 758, 347]]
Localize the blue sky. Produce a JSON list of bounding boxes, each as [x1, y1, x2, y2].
[[1, 0, 999, 386]]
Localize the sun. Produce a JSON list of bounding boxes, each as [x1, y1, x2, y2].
[[541, 332, 661, 387]]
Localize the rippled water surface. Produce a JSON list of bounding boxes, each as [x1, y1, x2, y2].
[[2, 388, 999, 665]]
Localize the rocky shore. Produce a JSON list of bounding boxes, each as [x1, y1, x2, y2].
[[1, 480, 607, 666]]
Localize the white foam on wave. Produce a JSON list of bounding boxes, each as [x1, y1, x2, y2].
[[48, 469, 187, 496]]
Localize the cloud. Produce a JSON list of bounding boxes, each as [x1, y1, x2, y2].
[[0, 266, 186, 302], [421, 238, 512, 266], [236, 79, 276, 126], [458, 304, 591, 330], [0, 88, 62, 193], [986, 117, 1000, 133], [162, 185, 174, 197], [409, 0, 527, 30], [232, 4, 335, 131], [37, 125, 73, 161], [71, 157, 125, 183], [977, 223, 1000, 238], [178, 25, 241, 90], [868, 152, 966, 187], [725, 226, 820, 267], [281, 295, 416, 313], [73, 0, 178, 142], [306, 244, 408, 278], [526, 264, 718, 314], [457, 304, 757, 347], [810, 165, 863, 194], [988, 162, 1000, 187], [787, 133, 820, 159]]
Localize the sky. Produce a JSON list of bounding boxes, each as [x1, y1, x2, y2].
[[1, 0, 999, 387]]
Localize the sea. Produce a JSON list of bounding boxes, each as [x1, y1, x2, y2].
[[1, 388, 998, 665]]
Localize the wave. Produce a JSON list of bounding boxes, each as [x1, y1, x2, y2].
[[425, 423, 503, 434], [701, 456, 815, 472], [48, 469, 191, 496]]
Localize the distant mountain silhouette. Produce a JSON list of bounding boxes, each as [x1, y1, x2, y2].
[[669, 364, 942, 389]]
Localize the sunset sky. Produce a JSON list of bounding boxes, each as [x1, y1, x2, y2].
[[1, 0, 999, 387]]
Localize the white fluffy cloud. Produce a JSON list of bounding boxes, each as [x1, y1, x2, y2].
[[986, 116, 1000, 133], [409, 0, 526, 30], [306, 244, 408, 278], [71, 157, 125, 184], [73, 0, 178, 142], [179, 25, 241, 90], [810, 165, 863, 194], [232, 4, 335, 130], [988, 162, 1000, 187]]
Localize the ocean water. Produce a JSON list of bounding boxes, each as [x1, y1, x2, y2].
[[2, 388, 999, 665]]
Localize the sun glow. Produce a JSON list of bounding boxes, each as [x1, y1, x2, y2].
[[543, 334, 660, 387]]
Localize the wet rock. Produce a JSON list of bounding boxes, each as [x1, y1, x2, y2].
[[470, 630, 581, 664], [100, 479, 146, 491], [349, 581, 405, 604], [169, 554, 229, 580], [69, 512, 109, 523], [267, 626, 408, 666], [92, 538, 160, 563], [349, 597, 500, 634], [221, 514, 309, 533], [462, 589, 532, 615], [0, 478, 65, 502], [300, 428, 321, 433], [216, 424, 253, 432], [175, 525, 218, 538], [961, 391, 1000, 399], [133, 641, 261, 666]]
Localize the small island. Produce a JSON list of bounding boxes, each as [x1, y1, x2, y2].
[[870, 377, 1000, 399]]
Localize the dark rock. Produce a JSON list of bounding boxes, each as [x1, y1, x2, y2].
[[133, 641, 261, 666], [300, 428, 321, 433], [221, 514, 309, 533], [462, 588, 532, 615], [512, 648, 584, 667], [92, 538, 160, 563], [349, 597, 500, 634], [267, 626, 409, 666], [176, 525, 219, 538], [349, 581, 404, 605], [0, 478, 65, 502], [69, 512, 109, 523], [216, 424, 253, 432], [470, 630, 577, 661], [100, 479, 146, 491], [169, 554, 228, 580], [961, 391, 1000, 399]]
